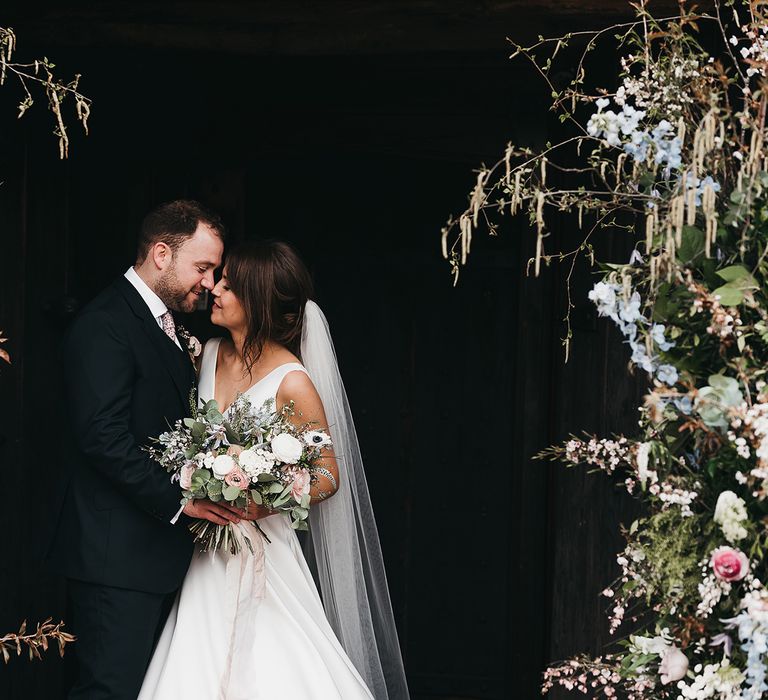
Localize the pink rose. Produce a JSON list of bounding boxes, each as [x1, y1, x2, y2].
[[290, 468, 311, 501], [179, 463, 196, 490], [224, 466, 248, 490], [711, 546, 749, 582], [659, 646, 688, 685], [227, 444, 244, 457]]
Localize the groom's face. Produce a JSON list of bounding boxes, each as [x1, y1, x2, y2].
[[156, 222, 223, 313]]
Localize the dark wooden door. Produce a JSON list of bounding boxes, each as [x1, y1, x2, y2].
[[0, 37, 640, 700]]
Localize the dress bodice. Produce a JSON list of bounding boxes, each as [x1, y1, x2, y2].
[[198, 338, 307, 412]]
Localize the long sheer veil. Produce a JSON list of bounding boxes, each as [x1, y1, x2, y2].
[[300, 300, 410, 700]]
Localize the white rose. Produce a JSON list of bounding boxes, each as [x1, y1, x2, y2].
[[271, 433, 304, 464], [659, 646, 688, 685], [212, 454, 236, 478]]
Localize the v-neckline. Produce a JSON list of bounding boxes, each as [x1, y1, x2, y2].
[[211, 338, 299, 414]]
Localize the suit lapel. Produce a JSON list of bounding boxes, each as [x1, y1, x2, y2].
[[115, 277, 194, 409]]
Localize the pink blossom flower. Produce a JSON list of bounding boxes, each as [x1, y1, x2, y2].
[[227, 444, 244, 457], [290, 468, 311, 501], [711, 546, 749, 582], [179, 463, 196, 490], [224, 466, 248, 490]]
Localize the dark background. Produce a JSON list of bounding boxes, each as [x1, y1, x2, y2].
[[0, 2, 666, 698]]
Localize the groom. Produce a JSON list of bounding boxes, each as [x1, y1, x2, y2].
[[47, 200, 243, 699]]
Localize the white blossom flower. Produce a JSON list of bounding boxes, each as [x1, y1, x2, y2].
[[304, 430, 332, 448]]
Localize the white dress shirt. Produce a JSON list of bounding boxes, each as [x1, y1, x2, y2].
[[125, 266, 187, 524], [124, 267, 182, 350]]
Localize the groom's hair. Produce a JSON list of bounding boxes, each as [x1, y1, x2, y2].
[[136, 199, 225, 264]]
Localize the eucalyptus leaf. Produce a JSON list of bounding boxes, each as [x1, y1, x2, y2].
[[222, 485, 242, 502]]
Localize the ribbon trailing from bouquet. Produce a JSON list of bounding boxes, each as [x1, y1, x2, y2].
[[218, 522, 266, 700]]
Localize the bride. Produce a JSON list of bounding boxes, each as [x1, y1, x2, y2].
[[139, 241, 409, 700]]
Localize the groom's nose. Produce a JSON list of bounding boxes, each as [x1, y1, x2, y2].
[[201, 270, 215, 290]]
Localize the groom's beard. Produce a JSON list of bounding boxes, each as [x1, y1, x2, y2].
[[156, 264, 200, 313]]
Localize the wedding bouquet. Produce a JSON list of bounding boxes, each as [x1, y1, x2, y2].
[[146, 393, 332, 555]]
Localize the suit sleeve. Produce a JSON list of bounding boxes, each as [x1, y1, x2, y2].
[[64, 310, 182, 523]]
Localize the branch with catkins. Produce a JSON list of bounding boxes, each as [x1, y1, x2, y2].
[[0, 618, 75, 663]]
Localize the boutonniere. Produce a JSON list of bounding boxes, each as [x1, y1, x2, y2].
[[176, 323, 202, 362]]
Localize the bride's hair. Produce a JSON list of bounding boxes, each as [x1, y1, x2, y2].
[[225, 239, 314, 371]]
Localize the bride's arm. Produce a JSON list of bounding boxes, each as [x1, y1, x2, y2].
[[241, 369, 340, 521], [276, 370, 340, 504]]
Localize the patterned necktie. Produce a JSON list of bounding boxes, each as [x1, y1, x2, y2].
[[159, 311, 176, 342]]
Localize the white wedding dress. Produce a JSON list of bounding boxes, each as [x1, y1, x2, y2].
[[139, 338, 374, 700]]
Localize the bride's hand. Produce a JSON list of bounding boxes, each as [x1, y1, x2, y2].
[[241, 502, 275, 521]]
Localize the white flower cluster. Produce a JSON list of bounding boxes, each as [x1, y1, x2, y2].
[[564, 436, 632, 473], [616, 53, 700, 117], [713, 491, 749, 543], [731, 25, 768, 78], [696, 571, 731, 618], [731, 401, 768, 496], [649, 481, 698, 517], [676, 659, 744, 700], [238, 448, 276, 480], [589, 281, 678, 386]]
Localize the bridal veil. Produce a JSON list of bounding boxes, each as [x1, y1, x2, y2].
[[300, 300, 410, 700]]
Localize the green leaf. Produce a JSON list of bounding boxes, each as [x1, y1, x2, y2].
[[629, 519, 639, 535], [207, 479, 223, 497], [222, 485, 242, 501], [257, 473, 277, 483], [183, 418, 196, 428], [190, 421, 206, 440], [678, 226, 704, 265], [249, 489, 263, 505], [716, 265, 757, 286], [268, 482, 284, 494], [712, 284, 744, 306]]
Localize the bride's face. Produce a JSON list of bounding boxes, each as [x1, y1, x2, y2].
[[211, 268, 247, 332]]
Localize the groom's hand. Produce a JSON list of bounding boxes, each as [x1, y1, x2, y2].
[[183, 499, 242, 525]]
